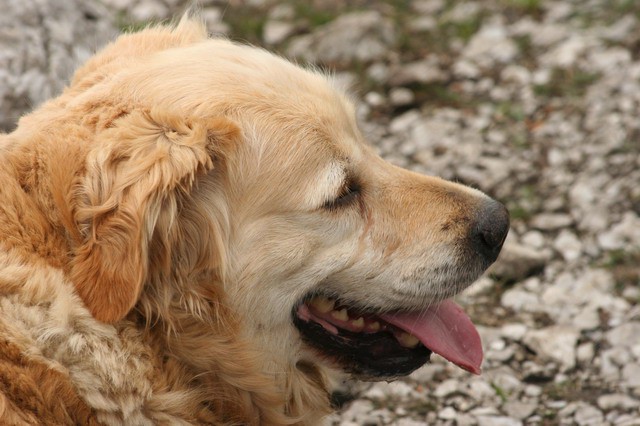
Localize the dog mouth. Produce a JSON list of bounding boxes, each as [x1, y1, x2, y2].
[[293, 294, 482, 380]]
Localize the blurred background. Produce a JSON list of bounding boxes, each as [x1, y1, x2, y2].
[[1, 0, 639, 424]]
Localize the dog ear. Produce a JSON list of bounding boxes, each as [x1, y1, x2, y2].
[[71, 108, 238, 323]]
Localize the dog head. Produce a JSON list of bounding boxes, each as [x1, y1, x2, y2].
[[46, 19, 508, 387]]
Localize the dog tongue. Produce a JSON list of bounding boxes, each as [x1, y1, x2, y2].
[[380, 300, 483, 374]]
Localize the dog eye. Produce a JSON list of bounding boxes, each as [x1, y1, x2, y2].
[[323, 179, 361, 211]]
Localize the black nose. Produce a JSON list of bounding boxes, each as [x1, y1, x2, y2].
[[472, 199, 510, 263]]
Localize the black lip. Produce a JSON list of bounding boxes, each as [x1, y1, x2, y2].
[[292, 301, 432, 380]]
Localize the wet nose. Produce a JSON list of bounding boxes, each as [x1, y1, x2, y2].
[[472, 199, 510, 264]]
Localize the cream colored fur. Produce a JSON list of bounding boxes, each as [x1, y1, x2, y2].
[[0, 16, 494, 425]]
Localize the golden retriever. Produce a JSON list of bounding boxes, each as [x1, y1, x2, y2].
[[0, 16, 508, 425]]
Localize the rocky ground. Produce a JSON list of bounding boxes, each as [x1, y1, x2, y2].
[[2, 0, 639, 424]]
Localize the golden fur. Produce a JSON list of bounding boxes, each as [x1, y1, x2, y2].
[[0, 16, 505, 425]]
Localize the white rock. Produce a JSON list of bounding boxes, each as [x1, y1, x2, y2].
[[467, 379, 497, 401], [130, 0, 168, 21], [386, 381, 415, 398], [490, 241, 549, 281], [577, 342, 595, 364], [396, 419, 427, 426], [530, 23, 569, 47], [501, 324, 528, 341], [622, 363, 640, 388], [287, 11, 395, 64], [453, 59, 481, 79], [490, 370, 522, 394], [463, 22, 518, 67], [553, 230, 583, 262], [531, 213, 574, 231], [602, 15, 638, 42], [503, 401, 537, 420], [574, 403, 604, 426], [572, 306, 601, 331], [434, 379, 460, 398], [597, 393, 640, 410], [598, 212, 640, 250], [523, 326, 580, 371], [388, 59, 446, 85], [409, 16, 437, 32], [607, 322, 640, 348], [501, 287, 540, 312], [339, 400, 375, 421], [263, 21, 295, 45], [438, 406, 457, 420], [364, 92, 386, 108], [389, 88, 415, 106], [524, 385, 542, 397], [0, 0, 115, 131], [268, 3, 294, 20], [389, 110, 421, 134], [409, 363, 445, 383], [477, 416, 522, 426], [541, 36, 591, 68]]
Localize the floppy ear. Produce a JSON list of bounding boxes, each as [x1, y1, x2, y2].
[[71, 108, 238, 323]]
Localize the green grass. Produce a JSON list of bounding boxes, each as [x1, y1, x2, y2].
[[602, 249, 640, 299], [491, 382, 509, 402], [534, 68, 601, 99], [502, 0, 544, 16]]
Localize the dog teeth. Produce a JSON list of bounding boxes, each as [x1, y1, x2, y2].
[[351, 317, 364, 330], [331, 308, 349, 322], [309, 297, 335, 314], [397, 332, 420, 348], [369, 321, 380, 332]]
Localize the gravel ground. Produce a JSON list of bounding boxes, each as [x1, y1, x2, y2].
[[2, 1, 639, 425]]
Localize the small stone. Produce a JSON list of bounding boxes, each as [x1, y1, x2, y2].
[[501, 324, 528, 341], [501, 287, 540, 312], [523, 326, 580, 371], [263, 21, 295, 45], [521, 231, 546, 249], [454, 59, 481, 79], [434, 379, 460, 398], [553, 230, 583, 262], [389, 88, 415, 106], [389, 109, 421, 134], [130, 0, 168, 21], [597, 394, 640, 410], [471, 406, 501, 416], [364, 92, 386, 108], [574, 403, 604, 426], [622, 363, 640, 388], [542, 36, 590, 68], [524, 385, 542, 397], [463, 22, 519, 67], [598, 212, 640, 250], [607, 322, 640, 347], [396, 419, 427, 426], [530, 213, 574, 231], [287, 11, 396, 64], [388, 59, 446, 86], [572, 306, 601, 331], [386, 381, 415, 398], [577, 342, 595, 364], [503, 401, 537, 420], [477, 416, 523, 426], [490, 370, 522, 394], [409, 363, 445, 383], [340, 400, 375, 421], [438, 406, 457, 420], [490, 241, 549, 281], [467, 379, 497, 401]]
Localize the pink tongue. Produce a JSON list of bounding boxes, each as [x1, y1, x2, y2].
[[380, 300, 483, 374]]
